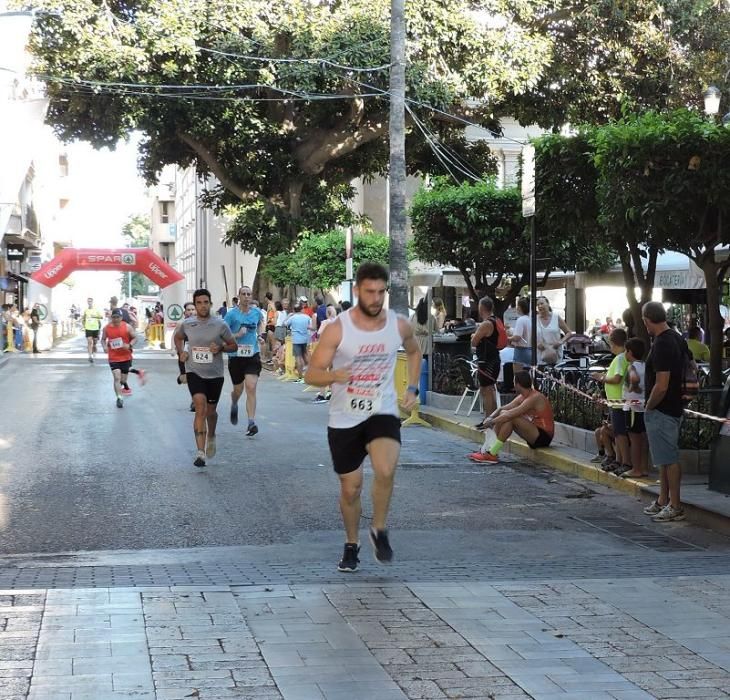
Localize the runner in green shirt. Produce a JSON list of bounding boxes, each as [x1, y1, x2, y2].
[[81, 297, 104, 363]]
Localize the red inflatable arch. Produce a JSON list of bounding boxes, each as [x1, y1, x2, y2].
[[31, 248, 184, 289]]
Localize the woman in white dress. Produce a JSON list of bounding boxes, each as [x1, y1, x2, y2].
[[536, 296, 573, 365]]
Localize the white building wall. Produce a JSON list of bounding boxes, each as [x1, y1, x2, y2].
[[350, 118, 545, 236], [172, 167, 258, 306], [149, 163, 176, 265]]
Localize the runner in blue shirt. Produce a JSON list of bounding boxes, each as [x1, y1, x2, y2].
[[224, 285, 264, 436], [285, 302, 313, 381]]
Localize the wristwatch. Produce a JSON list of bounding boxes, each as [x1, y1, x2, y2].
[[406, 384, 419, 396]]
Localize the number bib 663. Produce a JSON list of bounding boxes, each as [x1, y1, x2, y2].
[[345, 393, 382, 417]]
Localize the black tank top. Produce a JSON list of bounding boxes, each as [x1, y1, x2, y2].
[[476, 317, 499, 362]]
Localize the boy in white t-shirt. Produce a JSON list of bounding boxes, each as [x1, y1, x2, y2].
[[621, 337, 649, 478]]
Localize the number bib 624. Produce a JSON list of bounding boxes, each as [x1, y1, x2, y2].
[[192, 347, 212, 363]]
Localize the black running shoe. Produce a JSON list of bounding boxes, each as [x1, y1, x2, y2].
[[193, 450, 206, 468], [337, 543, 360, 572], [230, 402, 239, 425], [369, 528, 393, 564], [116, 397, 123, 408], [246, 423, 258, 437]]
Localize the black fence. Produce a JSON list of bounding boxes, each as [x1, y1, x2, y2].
[[534, 372, 720, 450], [430, 355, 722, 451]]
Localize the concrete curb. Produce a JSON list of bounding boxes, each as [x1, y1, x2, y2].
[[0, 353, 12, 372], [422, 409, 642, 497], [420, 408, 730, 535]]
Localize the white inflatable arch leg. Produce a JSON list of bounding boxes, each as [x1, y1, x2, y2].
[[161, 279, 188, 353]]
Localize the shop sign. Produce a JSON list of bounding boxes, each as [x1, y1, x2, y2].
[[5, 244, 25, 261]]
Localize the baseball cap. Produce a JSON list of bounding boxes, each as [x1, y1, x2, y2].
[[298, 296, 307, 302], [111, 308, 123, 317]]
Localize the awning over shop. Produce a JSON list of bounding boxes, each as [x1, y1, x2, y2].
[[408, 262, 443, 287], [575, 250, 729, 290]]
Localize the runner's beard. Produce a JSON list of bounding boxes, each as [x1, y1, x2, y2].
[[360, 302, 384, 318], [198, 309, 210, 319]]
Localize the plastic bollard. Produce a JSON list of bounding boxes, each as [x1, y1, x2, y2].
[[419, 357, 429, 405]]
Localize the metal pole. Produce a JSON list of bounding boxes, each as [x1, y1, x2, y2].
[[530, 216, 537, 368], [388, 0, 408, 314]]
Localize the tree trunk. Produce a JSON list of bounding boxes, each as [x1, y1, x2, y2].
[[699, 256, 725, 391], [388, 0, 408, 315], [617, 242, 658, 344], [618, 247, 649, 345]]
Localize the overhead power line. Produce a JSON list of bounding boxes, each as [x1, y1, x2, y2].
[[199, 46, 392, 73]]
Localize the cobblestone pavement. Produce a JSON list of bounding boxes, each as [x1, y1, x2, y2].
[[1, 571, 729, 699], [4, 342, 730, 698]]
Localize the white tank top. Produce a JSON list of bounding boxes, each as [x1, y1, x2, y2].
[[328, 308, 402, 429]]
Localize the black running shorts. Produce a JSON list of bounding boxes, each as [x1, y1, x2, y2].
[[187, 372, 224, 405], [109, 361, 132, 374], [527, 428, 553, 450], [85, 329, 99, 338], [228, 355, 262, 384], [477, 357, 501, 387], [327, 415, 401, 475]]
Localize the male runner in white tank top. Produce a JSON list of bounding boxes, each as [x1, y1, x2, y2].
[[306, 262, 422, 572]]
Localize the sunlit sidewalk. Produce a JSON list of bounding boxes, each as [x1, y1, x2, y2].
[[3, 573, 730, 699]]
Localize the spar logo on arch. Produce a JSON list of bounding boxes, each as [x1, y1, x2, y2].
[[78, 252, 136, 266], [32, 247, 184, 289]]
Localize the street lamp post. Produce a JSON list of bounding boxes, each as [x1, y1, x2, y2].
[[701, 85, 730, 126], [704, 85, 721, 117]]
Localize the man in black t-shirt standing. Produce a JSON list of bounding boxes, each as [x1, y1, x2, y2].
[[642, 301, 687, 522]]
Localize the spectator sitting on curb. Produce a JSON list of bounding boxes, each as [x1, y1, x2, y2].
[[591, 419, 615, 466], [468, 370, 555, 464]]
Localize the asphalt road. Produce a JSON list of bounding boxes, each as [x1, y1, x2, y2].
[[1, 334, 729, 565]]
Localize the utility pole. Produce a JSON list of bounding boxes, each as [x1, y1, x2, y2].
[[521, 145, 537, 368], [388, 0, 408, 314]]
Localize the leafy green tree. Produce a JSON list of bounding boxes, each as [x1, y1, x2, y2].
[[120, 214, 151, 298], [535, 129, 662, 346], [262, 230, 390, 293], [26, 0, 549, 258], [499, 0, 730, 129], [591, 110, 730, 387], [409, 179, 610, 317]]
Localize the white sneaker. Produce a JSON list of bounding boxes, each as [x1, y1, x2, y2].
[[206, 436, 216, 458], [652, 505, 686, 522], [643, 500, 663, 515]]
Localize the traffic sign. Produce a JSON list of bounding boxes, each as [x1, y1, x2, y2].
[[167, 304, 183, 321]]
